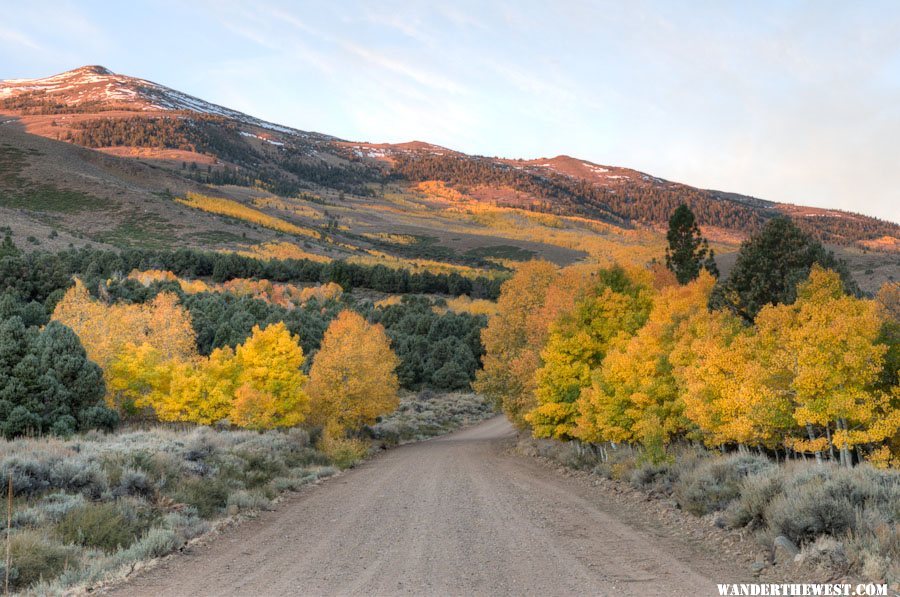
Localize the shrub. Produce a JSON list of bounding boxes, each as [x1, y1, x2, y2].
[[674, 453, 773, 516], [725, 467, 784, 530], [0, 318, 117, 439], [765, 464, 898, 546], [226, 489, 271, 512], [320, 435, 369, 469], [768, 491, 856, 545], [56, 500, 156, 552], [798, 536, 850, 576], [0, 530, 77, 591], [116, 468, 154, 498], [173, 477, 232, 518], [0, 425, 350, 593], [49, 459, 108, 498], [367, 392, 495, 444], [630, 462, 677, 494]]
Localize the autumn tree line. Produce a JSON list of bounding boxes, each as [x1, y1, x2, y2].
[[0, 238, 487, 439], [477, 211, 899, 468]]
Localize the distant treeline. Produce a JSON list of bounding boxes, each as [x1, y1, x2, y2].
[[0, 244, 504, 311], [66, 116, 379, 197]]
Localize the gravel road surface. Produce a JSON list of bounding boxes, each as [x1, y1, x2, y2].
[[108, 416, 733, 596]]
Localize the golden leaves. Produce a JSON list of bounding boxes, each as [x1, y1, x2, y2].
[[307, 311, 400, 438]]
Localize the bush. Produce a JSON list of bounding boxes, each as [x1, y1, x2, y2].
[[226, 489, 271, 512], [116, 468, 154, 498], [0, 425, 346, 593], [767, 490, 855, 545], [0, 530, 77, 591], [765, 465, 898, 546], [0, 318, 117, 439], [173, 477, 232, 518], [630, 462, 677, 494], [320, 435, 369, 469], [56, 500, 157, 552], [674, 453, 773, 516], [725, 467, 783, 530], [367, 392, 495, 444]]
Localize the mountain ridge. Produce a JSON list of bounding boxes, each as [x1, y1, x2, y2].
[[1, 65, 897, 250]]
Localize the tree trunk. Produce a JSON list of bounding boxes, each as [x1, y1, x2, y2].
[[825, 424, 837, 462], [838, 418, 852, 468], [805, 423, 823, 465]]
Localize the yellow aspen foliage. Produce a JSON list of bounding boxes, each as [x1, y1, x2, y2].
[[52, 279, 197, 408], [176, 193, 319, 238], [297, 282, 343, 304], [107, 324, 309, 429], [106, 342, 173, 415], [50, 278, 110, 364], [231, 384, 279, 430], [230, 322, 310, 429], [761, 267, 892, 461], [129, 269, 340, 308], [307, 310, 400, 438], [875, 281, 900, 321], [575, 272, 715, 452], [474, 261, 557, 427], [162, 347, 238, 425], [526, 266, 653, 440], [236, 241, 332, 263], [441, 295, 499, 317], [672, 308, 794, 448], [144, 292, 197, 361]]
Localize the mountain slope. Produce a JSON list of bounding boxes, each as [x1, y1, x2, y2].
[[0, 65, 897, 257]]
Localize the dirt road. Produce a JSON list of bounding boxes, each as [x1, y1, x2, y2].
[[109, 417, 737, 596]]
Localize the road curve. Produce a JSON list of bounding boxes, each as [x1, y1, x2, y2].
[[108, 417, 728, 596]]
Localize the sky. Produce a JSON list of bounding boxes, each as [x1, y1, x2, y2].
[[1, 0, 898, 222]]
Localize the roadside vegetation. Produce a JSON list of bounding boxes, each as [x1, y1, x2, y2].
[[0, 426, 335, 594], [0, 233, 497, 594], [368, 391, 495, 445], [523, 438, 899, 584], [479, 211, 899, 584]]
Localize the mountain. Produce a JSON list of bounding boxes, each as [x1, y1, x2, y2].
[[0, 65, 897, 288], [4, 65, 898, 242]]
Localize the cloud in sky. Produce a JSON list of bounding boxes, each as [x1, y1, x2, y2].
[[0, 0, 897, 221]]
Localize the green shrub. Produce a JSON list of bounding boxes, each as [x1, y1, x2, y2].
[[765, 465, 899, 545], [675, 453, 773, 516], [172, 477, 232, 518], [56, 500, 156, 552], [320, 436, 369, 469], [226, 489, 271, 512], [0, 530, 77, 591]]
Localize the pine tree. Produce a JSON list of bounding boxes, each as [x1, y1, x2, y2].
[[663, 204, 718, 284], [709, 217, 858, 322], [0, 233, 19, 259]]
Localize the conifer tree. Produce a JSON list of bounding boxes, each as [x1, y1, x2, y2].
[[664, 204, 718, 284], [709, 217, 858, 321]]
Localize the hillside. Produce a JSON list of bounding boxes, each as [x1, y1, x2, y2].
[[1, 65, 897, 290]]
